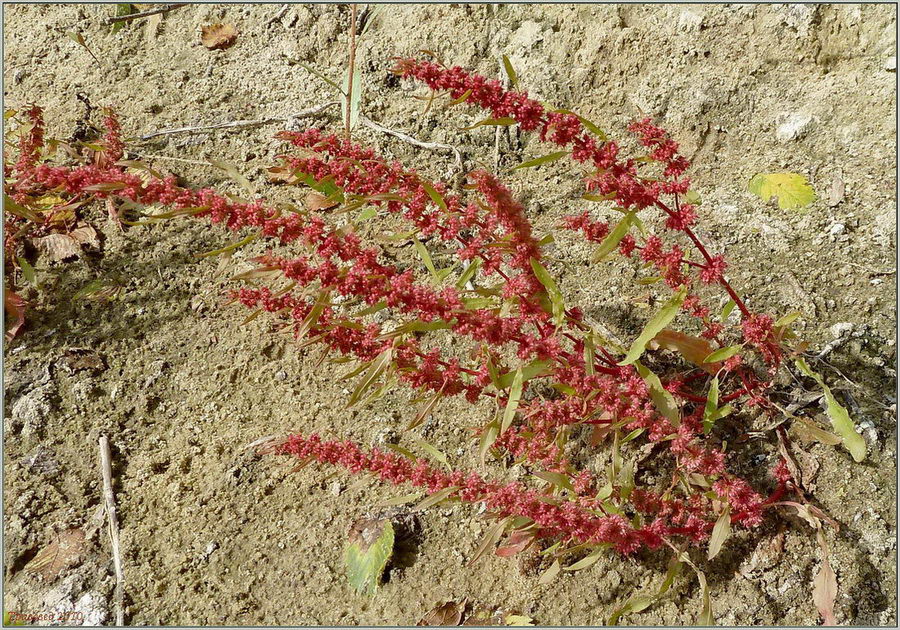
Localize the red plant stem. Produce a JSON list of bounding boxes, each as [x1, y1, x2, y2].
[[654, 199, 751, 319]]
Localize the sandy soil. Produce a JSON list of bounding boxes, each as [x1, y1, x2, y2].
[[2, 3, 896, 626]]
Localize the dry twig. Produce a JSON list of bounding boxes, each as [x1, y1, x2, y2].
[[345, 4, 359, 139], [134, 103, 339, 141], [104, 3, 187, 25], [99, 435, 125, 627], [359, 115, 464, 175]]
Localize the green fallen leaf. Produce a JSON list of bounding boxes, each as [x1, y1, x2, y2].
[[345, 518, 394, 596], [460, 117, 517, 130], [702, 376, 720, 434], [749, 172, 816, 210], [795, 358, 866, 462], [342, 65, 362, 131]]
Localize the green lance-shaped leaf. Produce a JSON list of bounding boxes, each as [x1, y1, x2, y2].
[[501, 54, 519, 88], [16, 257, 38, 289], [419, 179, 448, 212], [456, 258, 481, 289], [297, 61, 343, 93], [592, 211, 637, 262], [795, 358, 866, 462], [501, 368, 525, 434], [533, 471, 574, 492], [110, 4, 135, 34], [635, 361, 680, 426], [720, 299, 737, 321], [412, 438, 451, 472], [478, 419, 500, 465], [342, 65, 362, 131], [775, 311, 803, 327], [413, 485, 459, 511], [749, 172, 816, 210], [552, 108, 608, 141], [460, 117, 517, 131], [702, 345, 743, 364], [608, 556, 683, 625], [408, 386, 445, 430], [412, 237, 439, 281], [707, 508, 732, 560], [511, 151, 570, 170], [619, 286, 688, 366], [496, 359, 551, 389], [563, 548, 605, 571], [529, 258, 564, 326], [209, 159, 255, 195], [347, 346, 394, 408], [702, 376, 720, 434], [538, 559, 561, 585], [296, 290, 331, 340], [344, 518, 395, 596]]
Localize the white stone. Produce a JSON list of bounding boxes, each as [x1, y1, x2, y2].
[[885, 56, 897, 72], [828, 222, 845, 236], [829, 322, 854, 338], [776, 112, 813, 142], [678, 10, 704, 32]]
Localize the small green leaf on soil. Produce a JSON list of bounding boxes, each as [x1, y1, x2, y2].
[[345, 517, 394, 596], [795, 358, 866, 462]]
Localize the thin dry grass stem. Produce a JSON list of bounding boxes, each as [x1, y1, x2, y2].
[[248, 435, 290, 456], [345, 4, 359, 139], [359, 115, 463, 175], [103, 3, 187, 25], [98, 435, 125, 627], [135, 103, 339, 141]]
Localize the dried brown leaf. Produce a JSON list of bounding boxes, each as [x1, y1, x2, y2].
[[200, 23, 238, 50], [739, 530, 785, 577], [304, 191, 339, 212], [495, 529, 535, 558], [4, 289, 26, 342], [33, 223, 100, 262], [70, 223, 100, 248], [652, 329, 720, 373], [61, 348, 106, 374], [266, 166, 300, 185], [418, 600, 465, 626], [34, 233, 82, 261], [813, 530, 837, 626], [26, 528, 85, 581]]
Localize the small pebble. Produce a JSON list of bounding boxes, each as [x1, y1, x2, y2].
[[828, 222, 845, 236], [885, 56, 897, 72]]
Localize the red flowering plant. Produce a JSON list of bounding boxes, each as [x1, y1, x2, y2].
[[3, 104, 121, 339], [3, 57, 865, 624]]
